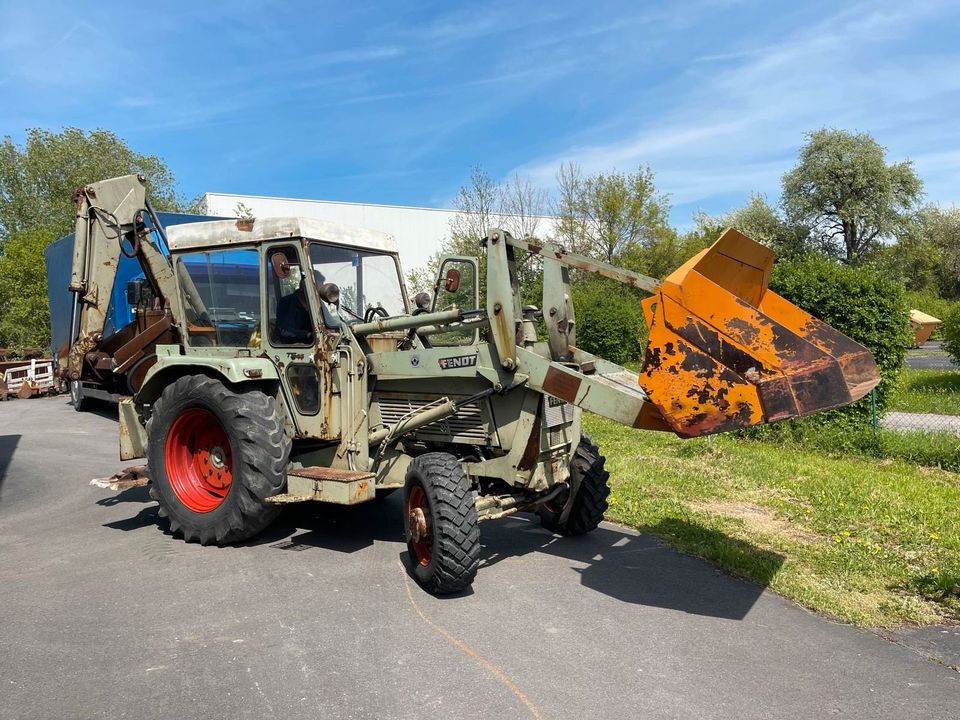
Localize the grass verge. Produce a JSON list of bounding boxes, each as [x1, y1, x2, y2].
[[888, 368, 960, 416], [750, 417, 960, 472], [585, 414, 960, 627]]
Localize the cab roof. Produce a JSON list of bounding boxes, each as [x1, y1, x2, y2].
[[165, 216, 399, 254]]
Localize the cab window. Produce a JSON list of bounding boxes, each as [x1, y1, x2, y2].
[[177, 248, 260, 347], [266, 246, 315, 347]]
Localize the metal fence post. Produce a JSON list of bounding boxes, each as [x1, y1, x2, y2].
[[870, 387, 878, 440]]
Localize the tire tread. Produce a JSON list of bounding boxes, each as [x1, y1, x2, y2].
[[539, 434, 610, 536], [405, 452, 479, 594], [147, 375, 290, 545]]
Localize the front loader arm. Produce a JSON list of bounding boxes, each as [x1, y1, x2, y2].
[[67, 174, 182, 381], [485, 228, 880, 438], [481, 233, 661, 368]]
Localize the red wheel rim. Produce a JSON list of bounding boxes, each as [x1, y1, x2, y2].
[[407, 485, 432, 566], [165, 407, 234, 513]]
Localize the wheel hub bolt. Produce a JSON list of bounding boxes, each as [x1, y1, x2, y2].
[[210, 446, 226, 469], [409, 507, 428, 541]]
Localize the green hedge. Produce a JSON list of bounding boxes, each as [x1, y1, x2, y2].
[[941, 305, 960, 365], [571, 277, 647, 365], [769, 255, 910, 415]]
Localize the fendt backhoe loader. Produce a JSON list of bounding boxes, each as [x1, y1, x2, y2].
[[66, 174, 879, 594]]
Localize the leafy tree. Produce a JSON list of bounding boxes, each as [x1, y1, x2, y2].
[[570, 277, 647, 364], [0, 127, 184, 349], [697, 194, 809, 259], [0, 127, 184, 245], [405, 251, 444, 295], [941, 304, 960, 365], [874, 205, 960, 299], [870, 220, 941, 293], [0, 226, 56, 350], [554, 162, 671, 264], [921, 205, 960, 299], [781, 128, 923, 264], [618, 225, 711, 280]]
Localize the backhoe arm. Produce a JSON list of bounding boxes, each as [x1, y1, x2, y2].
[[67, 174, 182, 381]]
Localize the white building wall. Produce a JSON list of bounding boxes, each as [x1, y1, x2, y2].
[[202, 192, 557, 276]]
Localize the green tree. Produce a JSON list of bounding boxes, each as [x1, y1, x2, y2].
[[555, 162, 671, 264], [871, 221, 941, 293], [619, 225, 711, 280], [697, 194, 810, 259], [941, 304, 960, 365], [0, 127, 184, 349], [781, 128, 923, 264], [921, 205, 960, 299], [570, 277, 647, 364], [0, 226, 56, 349], [0, 127, 184, 244]]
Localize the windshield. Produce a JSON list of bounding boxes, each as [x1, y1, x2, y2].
[[309, 243, 406, 318]]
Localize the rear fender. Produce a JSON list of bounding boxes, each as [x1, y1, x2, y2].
[[136, 354, 280, 405]]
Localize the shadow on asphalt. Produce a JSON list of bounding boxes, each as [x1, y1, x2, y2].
[[479, 514, 782, 620], [101, 488, 779, 619], [97, 485, 151, 506], [99, 485, 161, 532], [0, 434, 19, 499], [253, 495, 406, 553], [76, 399, 120, 421]]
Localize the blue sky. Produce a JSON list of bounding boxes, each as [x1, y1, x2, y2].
[[1, 0, 958, 227]]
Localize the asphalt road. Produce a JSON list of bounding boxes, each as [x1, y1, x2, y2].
[[1, 397, 957, 720], [906, 342, 959, 370]]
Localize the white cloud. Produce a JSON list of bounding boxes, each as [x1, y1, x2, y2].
[[508, 0, 960, 215]]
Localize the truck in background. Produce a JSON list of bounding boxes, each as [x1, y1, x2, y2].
[[44, 210, 221, 410]]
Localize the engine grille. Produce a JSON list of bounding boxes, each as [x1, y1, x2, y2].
[[375, 395, 491, 444], [543, 396, 574, 428]]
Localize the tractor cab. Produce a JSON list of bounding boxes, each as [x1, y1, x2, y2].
[[155, 217, 416, 440]]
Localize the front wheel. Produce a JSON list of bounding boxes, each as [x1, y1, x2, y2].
[[403, 453, 480, 594], [147, 375, 290, 545], [70, 380, 86, 412], [538, 435, 610, 536]]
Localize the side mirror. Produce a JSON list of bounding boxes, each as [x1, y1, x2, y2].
[[270, 253, 291, 279], [431, 256, 479, 346], [444, 268, 461, 293]]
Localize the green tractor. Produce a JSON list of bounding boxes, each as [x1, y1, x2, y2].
[[66, 175, 878, 594]]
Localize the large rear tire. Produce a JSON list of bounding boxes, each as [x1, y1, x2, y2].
[[538, 435, 610, 536], [147, 375, 290, 545], [403, 453, 480, 594]]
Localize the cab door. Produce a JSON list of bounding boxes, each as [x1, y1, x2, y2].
[[263, 241, 332, 439]]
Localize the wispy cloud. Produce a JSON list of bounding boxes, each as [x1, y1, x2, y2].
[[1, 0, 957, 217], [510, 0, 960, 219]]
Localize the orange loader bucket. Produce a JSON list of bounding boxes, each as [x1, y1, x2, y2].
[[637, 229, 880, 438]]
